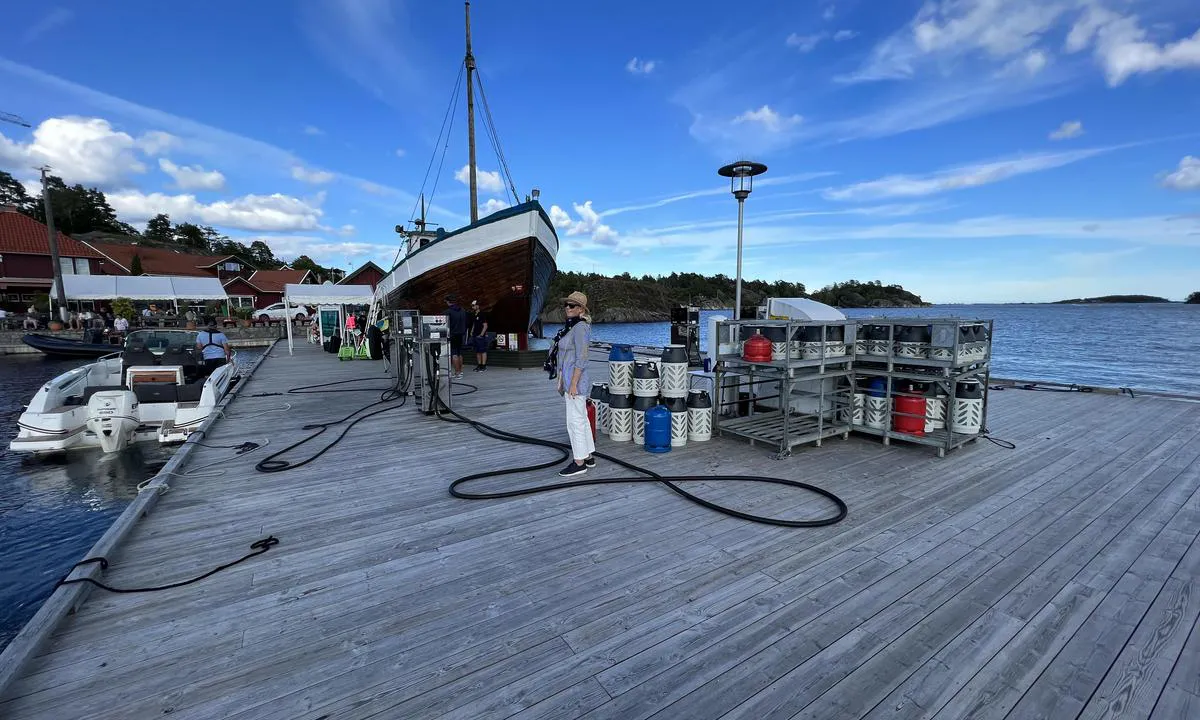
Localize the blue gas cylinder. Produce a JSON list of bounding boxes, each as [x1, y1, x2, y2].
[[608, 344, 634, 362], [867, 377, 888, 398], [644, 405, 672, 453]]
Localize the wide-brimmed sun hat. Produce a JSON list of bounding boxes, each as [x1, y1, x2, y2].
[[563, 291, 588, 311]]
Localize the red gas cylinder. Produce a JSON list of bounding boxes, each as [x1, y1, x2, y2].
[[893, 394, 926, 435], [743, 332, 773, 362], [587, 399, 597, 441]]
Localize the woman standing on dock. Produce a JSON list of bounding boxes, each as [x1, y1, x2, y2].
[[555, 291, 595, 476]]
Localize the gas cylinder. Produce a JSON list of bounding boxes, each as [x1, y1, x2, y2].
[[893, 382, 926, 435], [633, 395, 658, 445], [607, 393, 633, 442], [659, 345, 689, 398], [865, 377, 888, 429], [761, 325, 789, 361], [633, 361, 661, 398], [952, 380, 984, 435], [644, 405, 671, 453], [798, 325, 823, 360], [686, 389, 713, 442], [925, 383, 947, 432], [589, 383, 610, 435], [664, 396, 689, 447], [587, 399, 597, 441], [608, 345, 634, 394], [743, 331, 772, 362]]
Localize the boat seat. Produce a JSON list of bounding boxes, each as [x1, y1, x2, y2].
[[133, 382, 179, 404], [176, 383, 204, 403]]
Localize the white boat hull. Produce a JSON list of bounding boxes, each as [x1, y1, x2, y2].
[[9, 358, 236, 455]]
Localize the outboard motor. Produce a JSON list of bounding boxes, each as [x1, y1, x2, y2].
[[86, 390, 140, 453]]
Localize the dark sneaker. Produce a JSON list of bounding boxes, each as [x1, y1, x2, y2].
[[584, 456, 596, 468], [558, 462, 587, 477]]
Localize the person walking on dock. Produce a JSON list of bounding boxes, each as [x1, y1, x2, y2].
[[470, 299, 489, 372], [446, 295, 467, 379], [196, 317, 232, 376], [553, 291, 595, 475]]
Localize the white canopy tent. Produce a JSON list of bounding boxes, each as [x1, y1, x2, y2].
[[283, 282, 375, 354], [48, 275, 229, 315]]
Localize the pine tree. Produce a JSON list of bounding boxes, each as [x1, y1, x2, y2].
[[130, 254, 144, 276]]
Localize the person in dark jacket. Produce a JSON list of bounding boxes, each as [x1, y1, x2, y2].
[[469, 299, 489, 372], [446, 295, 467, 379]]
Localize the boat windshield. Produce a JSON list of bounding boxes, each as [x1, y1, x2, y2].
[[124, 329, 198, 356]]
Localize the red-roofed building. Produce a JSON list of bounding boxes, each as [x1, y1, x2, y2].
[[0, 206, 107, 308], [338, 261, 385, 291], [246, 268, 315, 307]]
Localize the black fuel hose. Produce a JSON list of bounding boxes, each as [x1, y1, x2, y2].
[[432, 376, 848, 528]]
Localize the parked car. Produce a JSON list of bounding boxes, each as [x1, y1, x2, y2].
[[256, 302, 311, 322]]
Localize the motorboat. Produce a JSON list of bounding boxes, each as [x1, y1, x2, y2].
[[21, 329, 126, 358], [9, 329, 237, 454]]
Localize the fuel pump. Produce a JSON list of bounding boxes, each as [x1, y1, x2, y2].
[[415, 313, 452, 415]]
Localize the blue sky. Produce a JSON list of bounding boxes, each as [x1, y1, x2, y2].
[[1, 0, 1199, 303]]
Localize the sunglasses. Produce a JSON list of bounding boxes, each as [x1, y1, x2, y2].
[[564, 302, 580, 309]]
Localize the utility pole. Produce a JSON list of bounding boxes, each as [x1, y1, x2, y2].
[[465, 0, 478, 223], [1, 111, 32, 128], [39, 166, 69, 323]]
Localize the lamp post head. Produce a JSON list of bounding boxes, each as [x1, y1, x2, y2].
[[718, 160, 767, 201]]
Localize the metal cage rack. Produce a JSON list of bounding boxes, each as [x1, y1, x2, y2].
[[712, 317, 993, 457], [712, 319, 856, 457]]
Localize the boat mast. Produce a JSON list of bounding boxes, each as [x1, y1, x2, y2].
[[465, 1, 479, 223]]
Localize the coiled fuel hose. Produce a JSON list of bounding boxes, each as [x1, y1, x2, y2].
[[431, 370, 848, 528]]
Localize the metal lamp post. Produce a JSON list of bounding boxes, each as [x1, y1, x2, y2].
[[718, 160, 767, 320]]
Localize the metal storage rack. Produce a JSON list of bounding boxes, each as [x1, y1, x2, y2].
[[850, 318, 993, 457], [712, 319, 855, 457]]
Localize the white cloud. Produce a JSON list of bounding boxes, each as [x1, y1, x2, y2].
[[550, 201, 620, 247], [158, 158, 226, 191], [1049, 120, 1084, 140], [833, 30, 858, 42], [107, 190, 324, 232], [480, 198, 509, 216], [1071, 8, 1200, 86], [846, 0, 1200, 88], [786, 33, 826, 53], [823, 5, 836, 21], [394, 148, 406, 158], [23, 8, 73, 45], [626, 57, 657, 74], [1161, 156, 1200, 191], [454, 164, 504, 194], [0, 116, 148, 187], [291, 165, 334, 184], [337, 224, 356, 237], [823, 148, 1111, 202], [549, 205, 573, 231], [135, 130, 178, 155], [303, 125, 324, 136], [734, 105, 803, 133], [238, 235, 392, 264], [1022, 49, 1049, 74]]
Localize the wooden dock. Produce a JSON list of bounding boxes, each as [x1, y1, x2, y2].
[[1, 343, 1198, 719]]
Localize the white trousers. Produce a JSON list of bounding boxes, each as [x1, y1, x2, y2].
[[564, 394, 595, 461]]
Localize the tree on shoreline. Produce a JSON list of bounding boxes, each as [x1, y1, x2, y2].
[[1187, 292, 1199, 304]]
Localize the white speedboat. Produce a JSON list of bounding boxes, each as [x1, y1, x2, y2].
[[9, 329, 237, 454]]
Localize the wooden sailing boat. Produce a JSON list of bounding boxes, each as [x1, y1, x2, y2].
[[376, 1, 558, 349]]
